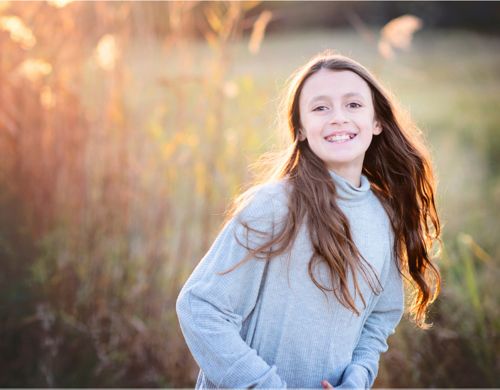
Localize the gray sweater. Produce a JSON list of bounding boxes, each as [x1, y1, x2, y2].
[[176, 170, 404, 389]]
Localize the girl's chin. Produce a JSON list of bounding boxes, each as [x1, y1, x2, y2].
[[325, 161, 360, 168], [322, 154, 363, 163], [322, 154, 365, 168]]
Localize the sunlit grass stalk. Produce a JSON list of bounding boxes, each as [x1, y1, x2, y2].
[[456, 234, 496, 385]]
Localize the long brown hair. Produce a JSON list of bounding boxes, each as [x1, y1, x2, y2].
[[219, 50, 441, 329]]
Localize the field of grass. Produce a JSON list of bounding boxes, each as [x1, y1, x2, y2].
[[1, 2, 499, 387]]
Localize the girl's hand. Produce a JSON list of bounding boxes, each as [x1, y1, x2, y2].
[[321, 380, 334, 389]]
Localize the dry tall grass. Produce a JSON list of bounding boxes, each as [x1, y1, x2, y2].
[[0, 2, 265, 386]]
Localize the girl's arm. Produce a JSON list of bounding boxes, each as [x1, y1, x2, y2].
[[176, 187, 287, 389], [336, 249, 405, 389]]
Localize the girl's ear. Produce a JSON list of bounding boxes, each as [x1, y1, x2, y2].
[[298, 128, 307, 141], [373, 121, 383, 135]]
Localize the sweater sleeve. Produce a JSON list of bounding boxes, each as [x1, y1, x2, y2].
[[175, 186, 287, 389], [336, 250, 405, 389]]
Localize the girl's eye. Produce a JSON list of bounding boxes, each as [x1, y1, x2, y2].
[[313, 106, 328, 111], [347, 102, 362, 109]]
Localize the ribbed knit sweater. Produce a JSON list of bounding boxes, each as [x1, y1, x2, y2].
[[176, 170, 404, 389]]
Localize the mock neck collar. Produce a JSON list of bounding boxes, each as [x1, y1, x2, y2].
[[328, 169, 371, 204]]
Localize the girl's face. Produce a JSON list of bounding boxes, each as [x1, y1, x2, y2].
[[298, 69, 382, 180]]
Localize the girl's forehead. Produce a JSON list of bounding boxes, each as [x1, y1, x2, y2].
[[300, 69, 372, 103]]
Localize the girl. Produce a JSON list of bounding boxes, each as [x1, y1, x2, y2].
[[176, 51, 441, 389]]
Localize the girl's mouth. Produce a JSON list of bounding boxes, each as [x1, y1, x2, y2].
[[324, 133, 357, 143]]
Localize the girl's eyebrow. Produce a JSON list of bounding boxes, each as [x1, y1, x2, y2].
[[309, 94, 331, 103], [309, 92, 365, 104], [343, 92, 365, 99]]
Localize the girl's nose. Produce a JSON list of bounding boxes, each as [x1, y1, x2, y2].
[[329, 108, 349, 125]]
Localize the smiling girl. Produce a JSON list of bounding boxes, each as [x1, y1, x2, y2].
[[176, 51, 441, 389]]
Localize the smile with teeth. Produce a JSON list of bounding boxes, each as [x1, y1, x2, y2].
[[325, 133, 357, 143]]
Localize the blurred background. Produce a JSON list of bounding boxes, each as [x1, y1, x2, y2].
[[1, 1, 499, 387]]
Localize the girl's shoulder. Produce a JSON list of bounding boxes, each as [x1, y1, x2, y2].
[[235, 178, 291, 225]]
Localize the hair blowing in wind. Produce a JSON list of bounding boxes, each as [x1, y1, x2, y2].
[[219, 51, 441, 330]]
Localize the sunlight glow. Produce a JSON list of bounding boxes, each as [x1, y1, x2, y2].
[[0, 15, 36, 49], [40, 86, 56, 109], [17, 58, 52, 81], [0, 1, 10, 13], [46, 0, 74, 8], [95, 34, 119, 71]]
